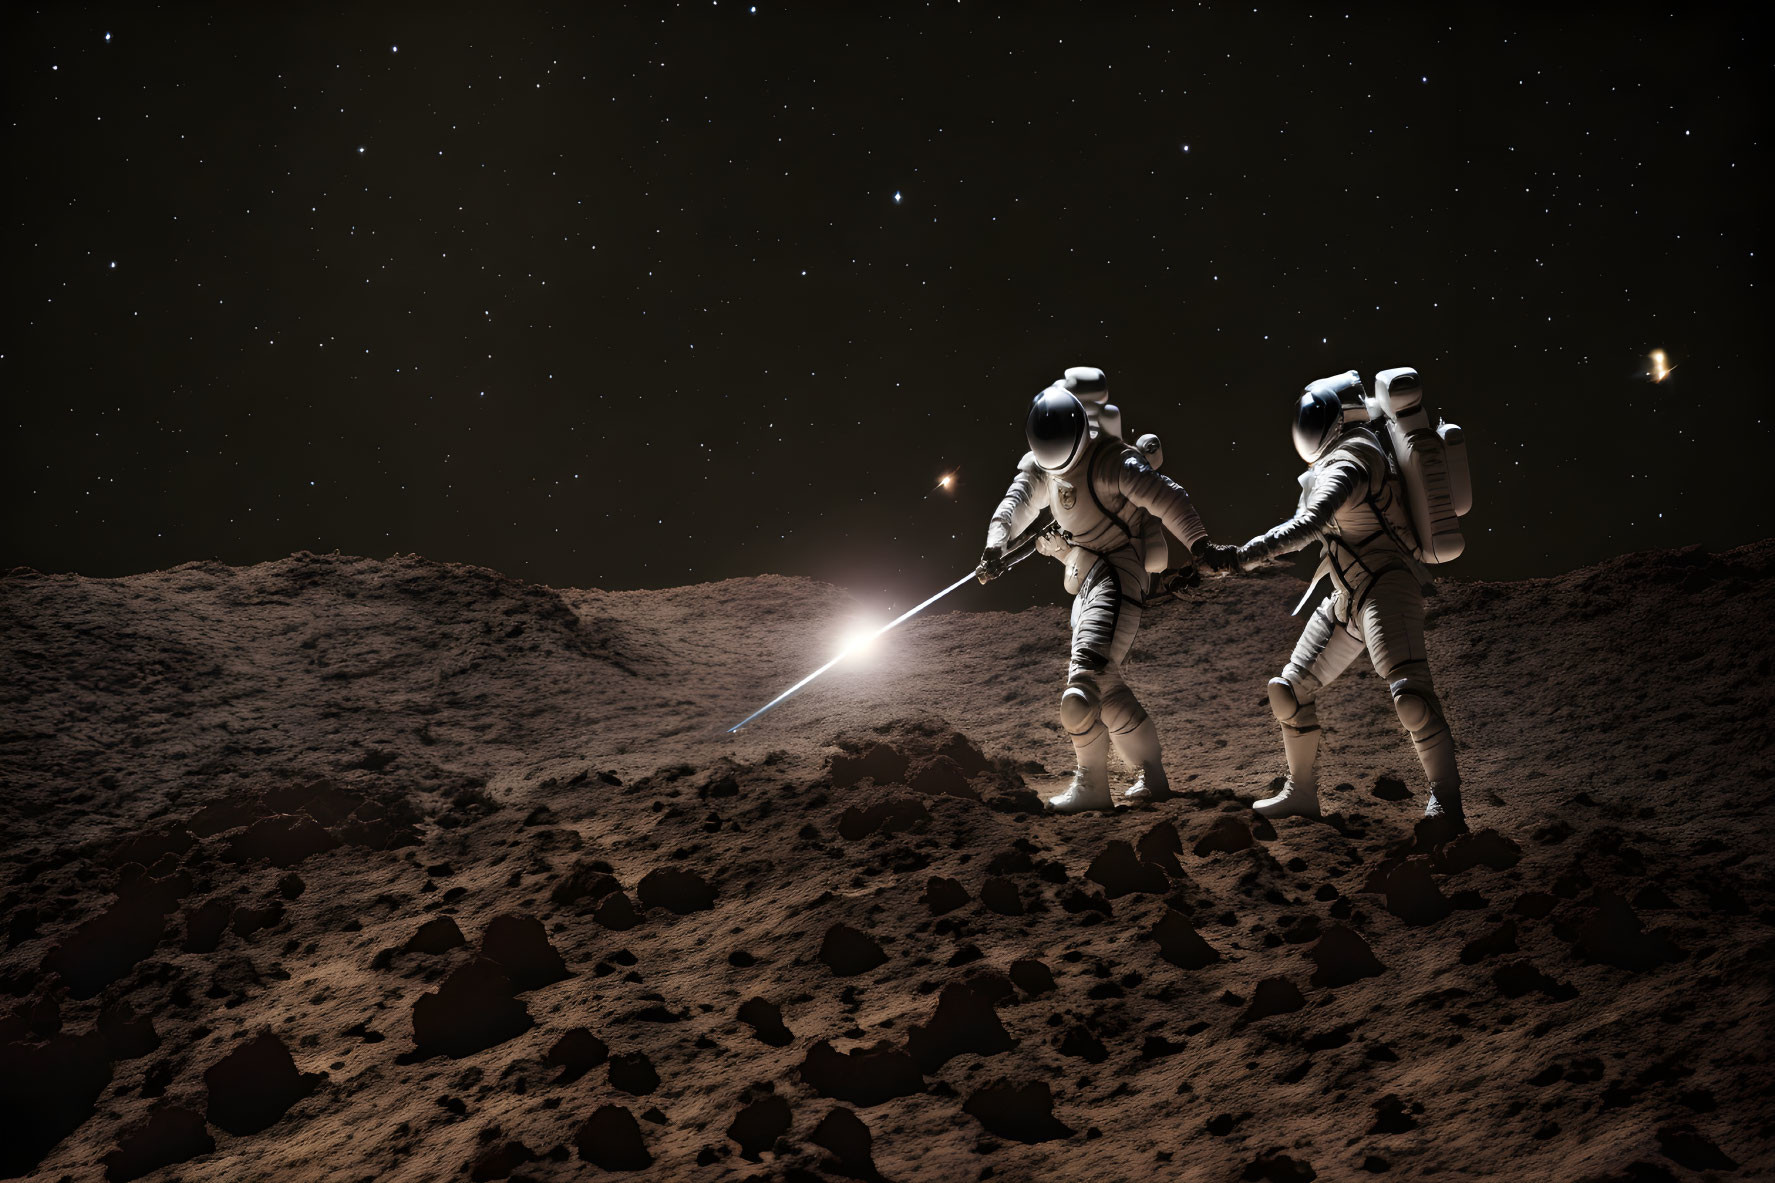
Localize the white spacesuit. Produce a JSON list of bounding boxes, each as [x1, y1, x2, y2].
[[1222, 374, 1465, 833], [980, 378, 1213, 813]]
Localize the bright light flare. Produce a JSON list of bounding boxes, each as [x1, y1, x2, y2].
[[727, 569, 979, 732], [835, 622, 884, 660], [925, 467, 961, 498], [1648, 349, 1675, 383]]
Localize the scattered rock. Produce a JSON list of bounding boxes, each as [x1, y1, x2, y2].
[[480, 913, 570, 989], [809, 1106, 877, 1179], [1243, 1150, 1318, 1182], [819, 924, 887, 976], [1369, 1094, 1418, 1134], [594, 893, 643, 930], [1058, 1025, 1107, 1063], [231, 902, 284, 939], [1136, 821, 1185, 875], [1656, 1124, 1737, 1171], [1194, 816, 1255, 857], [738, 998, 793, 1047], [830, 743, 909, 788], [1148, 907, 1221, 970], [43, 876, 188, 998], [545, 1027, 609, 1083], [726, 1094, 791, 1160], [182, 898, 232, 955], [837, 796, 930, 840], [909, 754, 978, 799], [1438, 830, 1522, 873], [469, 1139, 536, 1181], [1383, 858, 1451, 926], [1372, 775, 1411, 802], [223, 814, 339, 868], [636, 867, 716, 913], [962, 1079, 1074, 1143], [1086, 840, 1169, 898], [1307, 925, 1384, 987], [1009, 958, 1056, 996], [1573, 890, 1681, 971], [1141, 1035, 1187, 1060], [101, 1105, 214, 1183], [405, 916, 466, 954], [981, 876, 1024, 915], [800, 1040, 924, 1107], [922, 876, 970, 915], [550, 861, 622, 907], [906, 981, 1016, 1073], [202, 1031, 321, 1136], [607, 1051, 660, 1095], [411, 959, 533, 1057], [1239, 977, 1306, 1025], [573, 1104, 652, 1170], [0, 1031, 112, 1177]]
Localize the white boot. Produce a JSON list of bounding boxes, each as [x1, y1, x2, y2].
[[1123, 770, 1171, 803], [1047, 766, 1113, 813], [1112, 717, 1171, 802], [1421, 780, 1468, 835], [1048, 726, 1113, 813], [1253, 778, 1320, 819]]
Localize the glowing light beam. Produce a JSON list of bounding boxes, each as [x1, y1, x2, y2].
[[726, 571, 977, 733]]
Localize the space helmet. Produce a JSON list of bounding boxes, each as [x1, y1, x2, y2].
[[1292, 370, 1366, 464], [1027, 386, 1090, 473]]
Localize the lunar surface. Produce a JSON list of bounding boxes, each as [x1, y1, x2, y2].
[[1, 542, 1771, 1181]]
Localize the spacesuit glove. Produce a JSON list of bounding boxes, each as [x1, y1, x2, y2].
[[976, 542, 1007, 584], [1034, 531, 1070, 559], [1156, 566, 1202, 600], [1193, 541, 1241, 573]]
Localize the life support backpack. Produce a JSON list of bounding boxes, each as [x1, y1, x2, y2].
[[1360, 368, 1472, 564]]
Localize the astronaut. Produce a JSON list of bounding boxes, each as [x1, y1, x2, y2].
[[1205, 373, 1466, 835], [978, 374, 1216, 813]]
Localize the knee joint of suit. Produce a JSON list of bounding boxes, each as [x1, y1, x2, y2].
[[1267, 676, 1317, 729], [1060, 681, 1101, 735], [1387, 673, 1441, 734], [1100, 683, 1146, 735]]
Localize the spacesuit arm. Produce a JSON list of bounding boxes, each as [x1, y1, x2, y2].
[[1236, 456, 1367, 568], [985, 454, 1048, 552], [1117, 455, 1209, 553]]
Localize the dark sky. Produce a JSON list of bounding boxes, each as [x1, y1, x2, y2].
[[3, 3, 1767, 615]]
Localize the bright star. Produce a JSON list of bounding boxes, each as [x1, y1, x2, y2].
[[893, 190, 902, 204]]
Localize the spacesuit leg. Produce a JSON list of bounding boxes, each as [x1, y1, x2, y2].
[[1083, 565, 1169, 801], [1253, 594, 1365, 819], [1358, 567, 1465, 830], [1048, 563, 1139, 814]]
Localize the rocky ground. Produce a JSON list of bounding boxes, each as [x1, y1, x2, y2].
[[1, 541, 1771, 1182]]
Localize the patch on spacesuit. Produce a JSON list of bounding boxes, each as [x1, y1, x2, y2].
[[1054, 479, 1077, 511]]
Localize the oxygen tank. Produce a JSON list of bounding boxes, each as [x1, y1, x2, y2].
[[1371, 368, 1465, 564], [1438, 420, 1472, 516], [1062, 368, 1119, 439]]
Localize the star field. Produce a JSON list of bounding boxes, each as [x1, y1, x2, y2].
[[2, 4, 1767, 614]]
